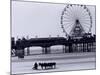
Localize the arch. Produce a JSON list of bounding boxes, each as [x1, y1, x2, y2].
[[50, 45, 65, 54], [25, 46, 42, 55]]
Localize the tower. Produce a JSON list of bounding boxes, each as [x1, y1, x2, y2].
[[70, 19, 85, 39]]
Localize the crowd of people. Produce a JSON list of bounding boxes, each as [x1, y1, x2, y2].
[[32, 62, 56, 70]]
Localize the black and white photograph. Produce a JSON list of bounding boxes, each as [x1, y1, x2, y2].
[[11, 0, 96, 74]]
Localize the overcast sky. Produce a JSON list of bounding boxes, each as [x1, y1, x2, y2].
[[12, 1, 96, 39]]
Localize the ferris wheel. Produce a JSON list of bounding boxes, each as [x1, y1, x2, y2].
[[61, 4, 92, 38]]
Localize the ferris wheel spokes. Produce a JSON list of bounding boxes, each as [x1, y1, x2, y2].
[[61, 4, 92, 38]]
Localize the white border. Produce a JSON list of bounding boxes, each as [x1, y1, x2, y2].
[[0, 0, 99, 75]]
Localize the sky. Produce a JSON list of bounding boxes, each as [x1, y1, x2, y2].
[[11, 1, 96, 39]]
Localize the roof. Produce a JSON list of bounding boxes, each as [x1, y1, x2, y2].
[[29, 37, 66, 42]]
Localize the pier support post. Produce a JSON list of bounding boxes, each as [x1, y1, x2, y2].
[[65, 46, 67, 53], [42, 47, 51, 54], [42, 47, 45, 54], [27, 47, 30, 55], [63, 45, 68, 53], [48, 47, 51, 54], [83, 43, 85, 52], [63, 46, 65, 53], [45, 47, 48, 54], [87, 43, 89, 52], [69, 43, 72, 53]]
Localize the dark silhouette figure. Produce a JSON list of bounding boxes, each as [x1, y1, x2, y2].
[[39, 62, 56, 70], [33, 62, 38, 70]]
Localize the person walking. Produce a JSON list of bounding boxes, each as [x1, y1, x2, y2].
[[33, 62, 38, 70]]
